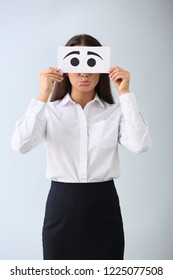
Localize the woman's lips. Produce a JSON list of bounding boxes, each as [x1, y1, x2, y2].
[[79, 81, 91, 86]]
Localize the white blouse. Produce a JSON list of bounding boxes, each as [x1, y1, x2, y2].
[[11, 92, 152, 182]]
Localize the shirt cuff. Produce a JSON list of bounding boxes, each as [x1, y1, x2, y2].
[[119, 92, 140, 115], [25, 98, 47, 118]]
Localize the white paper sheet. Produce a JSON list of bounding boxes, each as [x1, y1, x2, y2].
[[57, 46, 110, 73]]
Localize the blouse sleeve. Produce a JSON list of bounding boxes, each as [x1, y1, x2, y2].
[[118, 92, 152, 153], [11, 99, 47, 154]]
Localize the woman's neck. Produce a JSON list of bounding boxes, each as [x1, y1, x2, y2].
[[70, 89, 95, 109]]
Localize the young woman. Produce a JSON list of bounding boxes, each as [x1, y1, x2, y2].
[[11, 34, 152, 260]]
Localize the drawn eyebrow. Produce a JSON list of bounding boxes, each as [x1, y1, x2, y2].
[[87, 51, 103, 60], [63, 51, 80, 59]]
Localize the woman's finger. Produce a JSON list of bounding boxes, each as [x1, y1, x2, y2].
[[42, 67, 63, 76]]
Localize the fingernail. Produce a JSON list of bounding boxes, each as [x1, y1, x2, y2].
[[59, 70, 63, 76]]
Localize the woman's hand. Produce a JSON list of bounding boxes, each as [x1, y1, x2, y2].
[[109, 66, 130, 95], [37, 67, 64, 102]]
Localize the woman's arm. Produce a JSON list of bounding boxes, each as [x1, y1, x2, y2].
[[11, 67, 63, 153], [118, 93, 152, 153], [109, 66, 152, 153], [11, 100, 47, 153]]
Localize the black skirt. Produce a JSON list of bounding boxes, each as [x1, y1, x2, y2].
[[42, 180, 124, 260]]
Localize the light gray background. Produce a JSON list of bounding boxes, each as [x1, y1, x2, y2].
[[0, 0, 172, 259]]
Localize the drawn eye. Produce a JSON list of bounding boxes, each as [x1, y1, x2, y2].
[[70, 57, 80, 66], [87, 51, 103, 68], [63, 51, 80, 68], [87, 58, 96, 67]]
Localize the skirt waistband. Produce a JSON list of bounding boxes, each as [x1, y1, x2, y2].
[[51, 180, 115, 194]]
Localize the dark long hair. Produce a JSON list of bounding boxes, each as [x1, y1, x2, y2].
[[51, 34, 114, 104]]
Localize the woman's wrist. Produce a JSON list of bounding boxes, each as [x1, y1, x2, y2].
[[37, 92, 50, 102], [118, 89, 130, 96]]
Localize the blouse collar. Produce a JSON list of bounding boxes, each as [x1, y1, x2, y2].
[[60, 93, 105, 108]]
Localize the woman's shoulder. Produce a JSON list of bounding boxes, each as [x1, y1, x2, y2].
[[102, 98, 121, 111]]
